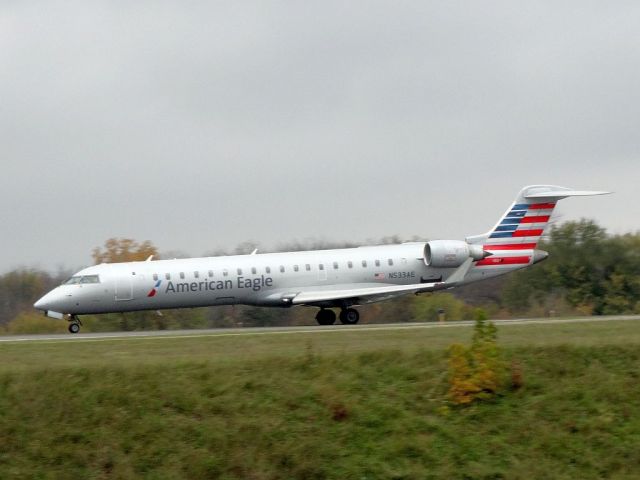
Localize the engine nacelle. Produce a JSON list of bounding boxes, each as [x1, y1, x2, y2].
[[424, 240, 486, 268]]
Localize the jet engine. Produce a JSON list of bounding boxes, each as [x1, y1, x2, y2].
[[424, 240, 486, 268]]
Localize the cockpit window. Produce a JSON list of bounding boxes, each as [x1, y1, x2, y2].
[[64, 275, 100, 285], [80, 275, 100, 284]]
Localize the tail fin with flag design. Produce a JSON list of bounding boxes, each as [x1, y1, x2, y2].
[[466, 185, 610, 251]]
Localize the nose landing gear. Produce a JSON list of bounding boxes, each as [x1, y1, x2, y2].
[[67, 315, 82, 334]]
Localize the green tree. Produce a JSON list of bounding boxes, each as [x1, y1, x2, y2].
[[0, 269, 66, 325], [501, 220, 640, 316]]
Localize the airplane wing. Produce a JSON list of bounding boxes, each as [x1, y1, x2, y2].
[[286, 258, 474, 306], [290, 282, 445, 305]]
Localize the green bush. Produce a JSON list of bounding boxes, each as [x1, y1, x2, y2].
[[447, 313, 505, 404], [412, 292, 473, 322], [4, 312, 68, 334]]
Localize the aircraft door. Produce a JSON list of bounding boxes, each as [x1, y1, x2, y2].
[[115, 270, 134, 301]]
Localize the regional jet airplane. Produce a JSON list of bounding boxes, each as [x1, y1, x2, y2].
[[35, 185, 609, 333]]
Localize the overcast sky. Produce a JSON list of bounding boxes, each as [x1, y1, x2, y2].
[[1, 1, 638, 273]]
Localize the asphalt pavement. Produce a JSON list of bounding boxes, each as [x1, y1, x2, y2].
[[1, 315, 639, 343]]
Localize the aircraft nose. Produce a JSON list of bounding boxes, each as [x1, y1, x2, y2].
[[34, 295, 49, 311], [34, 290, 59, 312]]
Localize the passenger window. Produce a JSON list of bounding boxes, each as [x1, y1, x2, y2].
[[293, 265, 298, 272], [165, 273, 171, 280], [362, 260, 367, 268], [306, 264, 311, 271], [153, 274, 158, 281], [348, 261, 353, 269], [251, 267, 257, 274], [237, 268, 242, 275], [333, 262, 339, 269], [194, 271, 199, 278], [208, 270, 214, 277], [375, 260, 380, 267], [180, 272, 185, 279], [265, 266, 271, 274], [223, 269, 229, 277], [280, 266, 285, 273], [388, 259, 393, 266], [319, 264, 324, 270]]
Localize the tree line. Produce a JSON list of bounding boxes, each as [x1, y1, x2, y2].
[[1, 219, 638, 333]]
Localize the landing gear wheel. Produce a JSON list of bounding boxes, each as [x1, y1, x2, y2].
[[339, 308, 360, 325], [315, 309, 336, 326], [67, 315, 82, 334]]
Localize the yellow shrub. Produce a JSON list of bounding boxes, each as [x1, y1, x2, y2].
[[447, 314, 505, 405]]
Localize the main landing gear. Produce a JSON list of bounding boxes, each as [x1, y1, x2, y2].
[[315, 308, 360, 326], [67, 315, 82, 334], [339, 308, 359, 325]]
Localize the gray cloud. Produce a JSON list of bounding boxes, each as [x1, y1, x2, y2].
[[1, 1, 638, 272]]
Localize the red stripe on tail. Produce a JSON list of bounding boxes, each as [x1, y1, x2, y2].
[[529, 203, 556, 210], [513, 229, 544, 237], [476, 256, 531, 266], [520, 215, 550, 224], [484, 243, 537, 251]]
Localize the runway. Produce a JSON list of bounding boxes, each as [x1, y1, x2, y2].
[[1, 315, 639, 344]]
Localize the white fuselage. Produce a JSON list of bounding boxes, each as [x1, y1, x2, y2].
[[34, 242, 523, 316]]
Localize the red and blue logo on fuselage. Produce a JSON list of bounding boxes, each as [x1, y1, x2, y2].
[[147, 280, 162, 297]]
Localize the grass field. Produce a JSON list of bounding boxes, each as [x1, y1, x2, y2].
[[1, 319, 639, 479]]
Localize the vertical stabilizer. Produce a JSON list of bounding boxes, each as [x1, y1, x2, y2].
[[466, 185, 610, 250]]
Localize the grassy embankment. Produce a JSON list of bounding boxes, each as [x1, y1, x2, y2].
[[1, 319, 640, 479]]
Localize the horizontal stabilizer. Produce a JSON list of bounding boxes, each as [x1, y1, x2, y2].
[[525, 189, 611, 200]]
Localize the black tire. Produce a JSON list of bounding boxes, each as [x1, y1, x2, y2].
[[68, 322, 80, 334], [315, 309, 336, 325], [339, 308, 360, 325]]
